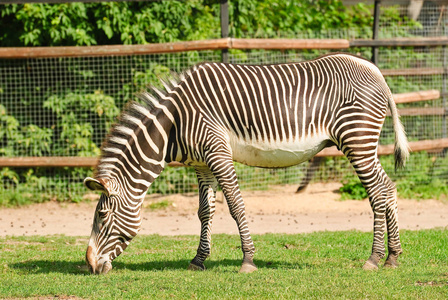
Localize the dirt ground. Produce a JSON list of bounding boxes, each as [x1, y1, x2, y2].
[[1, 182, 447, 237]]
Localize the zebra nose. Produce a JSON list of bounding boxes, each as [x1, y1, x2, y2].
[[86, 245, 98, 274], [101, 261, 112, 274]]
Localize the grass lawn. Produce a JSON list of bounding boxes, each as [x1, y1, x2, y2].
[[1, 230, 447, 299]]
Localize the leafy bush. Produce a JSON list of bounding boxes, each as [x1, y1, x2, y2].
[[0, 105, 53, 157], [0, 1, 220, 46], [230, 0, 372, 38], [44, 90, 119, 156], [339, 176, 368, 201], [3, 1, 418, 46], [338, 152, 448, 201]]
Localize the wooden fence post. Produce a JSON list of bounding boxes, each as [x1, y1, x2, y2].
[[372, 0, 381, 65], [220, 0, 229, 63], [443, 22, 447, 142]]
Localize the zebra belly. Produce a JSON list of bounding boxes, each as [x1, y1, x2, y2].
[[230, 133, 330, 168]]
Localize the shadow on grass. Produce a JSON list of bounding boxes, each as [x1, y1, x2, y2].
[[10, 260, 90, 275], [10, 258, 312, 274], [109, 258, 311, 272]]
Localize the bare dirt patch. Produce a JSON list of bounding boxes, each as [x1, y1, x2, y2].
[[1, 183, 447, 237]]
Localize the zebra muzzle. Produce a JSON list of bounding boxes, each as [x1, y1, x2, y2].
[[86, 245, 98, 274], [86, 245, 112, 274], [100, 261, 112, 274]]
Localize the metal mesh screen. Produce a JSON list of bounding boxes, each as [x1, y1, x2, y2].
[[1, 2, 448, 201]]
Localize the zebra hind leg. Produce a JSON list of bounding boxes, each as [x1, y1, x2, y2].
[[348, 153, 402, 270], [188, 167, 218, 271], [296, 157, 324, 193], [383, 183, 402, 268], [363, 164, 402, 270]]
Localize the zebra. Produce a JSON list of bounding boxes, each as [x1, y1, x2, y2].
[[84, 53, 409, 274]]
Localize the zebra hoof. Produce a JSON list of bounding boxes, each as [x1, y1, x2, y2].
[[188, 262, 205, 271], [384, 257, 399, 268], [362, 253, 381, 270], [362, 259, 379, 271], [239, 262, 258, 273]]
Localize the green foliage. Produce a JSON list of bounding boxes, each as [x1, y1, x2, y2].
[[0, 105, 53, 157], [119, 63, 171, 102], [1, 3, 95, 46], [380, 5, 423, 37], [0, 1, 220, 46], [230, 0, 372, 38], [234, 163, 305, 190], [147, 199, 173, 211], [2, 1, 420, 46], [0, 167, 91, 207], [338, 152, 448, 201], [0, 104, 20, 156], [149, 166, 197, 195], [43, 89, 119, 156], [397, 177, 448, 200], [21, 125, 53, 156], [390, 152, 448, 200], [3, 88, 119, 158], [339, 176, 368, 200], [1, 231, 447, 298]]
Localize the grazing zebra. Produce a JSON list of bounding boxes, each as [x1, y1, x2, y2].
[[84, 53, 409, 274]]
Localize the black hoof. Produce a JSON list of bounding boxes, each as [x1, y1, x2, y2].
[[188, 260, 205, 271]]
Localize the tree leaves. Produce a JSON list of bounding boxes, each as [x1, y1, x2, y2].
[[0, 1, 220, 47]]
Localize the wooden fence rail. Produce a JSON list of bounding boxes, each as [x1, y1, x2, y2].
[[1, 37, 448, 59], [317, 138, 448, 157], [0, 89, 444, 168], [1, 138, 447, 168], [393, 90, 440, 104], [0, 157, 183, 168]]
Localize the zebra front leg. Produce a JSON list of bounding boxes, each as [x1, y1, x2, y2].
[[207, 154, 257, 273], [188, 167, 218, 271], [221, 181, 257, 273]]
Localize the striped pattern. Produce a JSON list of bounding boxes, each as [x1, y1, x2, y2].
[[85, 53, 409, 274]]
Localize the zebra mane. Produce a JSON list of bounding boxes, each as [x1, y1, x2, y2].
[[95, 100, 152, 177], [135, 64, 199, 109]]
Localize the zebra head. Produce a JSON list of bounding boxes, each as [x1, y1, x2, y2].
[[84, 177, 141, 274]]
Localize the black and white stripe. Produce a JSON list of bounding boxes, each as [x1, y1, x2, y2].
[[85, 53, 409, 274]]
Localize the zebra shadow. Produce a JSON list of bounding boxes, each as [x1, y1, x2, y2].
[[10, 259, 313, 274], [114, 259, 312, 272]]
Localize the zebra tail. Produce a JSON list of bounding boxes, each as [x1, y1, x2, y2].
[[388, 95, 410, 171]]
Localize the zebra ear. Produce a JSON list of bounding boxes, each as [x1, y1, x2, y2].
[[84, 177, 114, 197]]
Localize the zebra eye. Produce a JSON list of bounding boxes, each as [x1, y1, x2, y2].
[[98, 210, 108, 219], [118, 236, 126, 244]]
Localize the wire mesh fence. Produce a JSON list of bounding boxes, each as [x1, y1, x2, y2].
[[1, 1, 448, 201]]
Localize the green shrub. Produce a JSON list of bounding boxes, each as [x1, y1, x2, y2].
[[339, 176, 368, 201]]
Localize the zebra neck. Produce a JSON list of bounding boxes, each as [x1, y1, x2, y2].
[[96, 100, 176, 198]]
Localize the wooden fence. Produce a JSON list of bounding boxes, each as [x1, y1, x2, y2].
[[1, 37, 448, 59], [1, 37, 447, 168]]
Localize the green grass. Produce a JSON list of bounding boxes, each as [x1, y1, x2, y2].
[[147, 199, 173, 211], [1, 230, 447, 299]]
